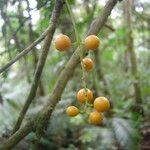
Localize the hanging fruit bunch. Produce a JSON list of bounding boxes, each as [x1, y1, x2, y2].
[[55, 33, 110, 125], [54, 0, 110, 125]]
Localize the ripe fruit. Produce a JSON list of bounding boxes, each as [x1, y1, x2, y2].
[[94, 97, 110, 112], [77, 88, 93, 103], [84, 35, 100, 50], [82, 57, 93, 71], [55, 34, 71, 51], [66, 106, 79, 117], [89, 111, 103, 124]]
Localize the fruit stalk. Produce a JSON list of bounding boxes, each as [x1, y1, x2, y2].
[[65, 0, 89, 107], [65, 0, 80, 44]]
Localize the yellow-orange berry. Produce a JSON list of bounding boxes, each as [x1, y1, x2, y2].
[[82, 57, 94, 71], [55, 34, 71, 51], [94, 97, 110, 112], [66, 106, 79, 117], [77, 88, 93, 103], [84, 35, 100, 50], [89, 111, 103, 124]]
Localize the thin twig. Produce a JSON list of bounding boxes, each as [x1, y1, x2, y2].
[[105, 23, 115, 31], [12, 18, 28, 37], [0, 27, 50, 74], [65, 0, 80, 43]]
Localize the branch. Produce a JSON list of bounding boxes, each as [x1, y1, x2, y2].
[[0, 26, 50, 74], [0, 0, 120, 149], [0, 120, 34, 150], [12, 0, 65, 133], [12, 18, 27, 37], [0, 92, 3, 104], [26, 0, 39, 68], [105, 23, 115, 31], [26, 0, 45, 95], [7, 16, 31, 82], [87, 0, 118, 35]]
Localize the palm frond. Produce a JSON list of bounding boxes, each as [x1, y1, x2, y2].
[[111, 117, 141, 150]]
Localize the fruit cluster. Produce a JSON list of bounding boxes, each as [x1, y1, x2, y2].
[[54, 34, 110, 125], [67, 95, 110, 125], [54, 34, 100, 52]]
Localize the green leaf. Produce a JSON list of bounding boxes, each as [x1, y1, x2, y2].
[[111, 117, 141, 150]]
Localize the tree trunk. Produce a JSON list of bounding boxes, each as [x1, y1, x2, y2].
[[126, 0, 142, 107]]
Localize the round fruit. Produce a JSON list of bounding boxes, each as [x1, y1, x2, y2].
[[77, 88, 93, 103], [89, 111, 103, 124], [55, 34, 71, 51], [66, 106, 79, 117], [82, 57, 94, 71], [94, 97, 110, 112], [84, 35, 100, 50]]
